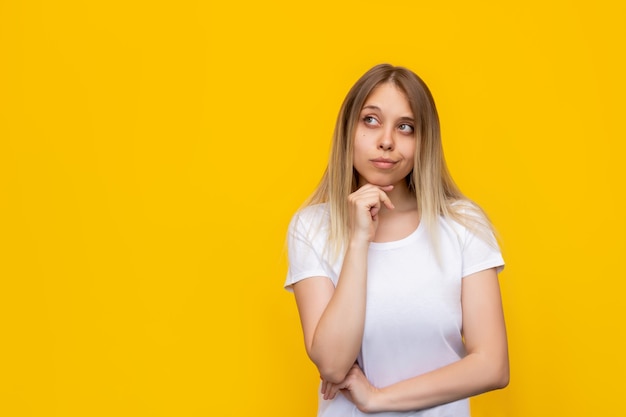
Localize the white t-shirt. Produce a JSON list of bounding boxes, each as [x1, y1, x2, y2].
[[285, 203, 504, 417]]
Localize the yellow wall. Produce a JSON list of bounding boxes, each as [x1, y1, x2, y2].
[[1, 1, 624, 415]]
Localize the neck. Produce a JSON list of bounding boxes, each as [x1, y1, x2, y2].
[[390, 183, 416, 208]]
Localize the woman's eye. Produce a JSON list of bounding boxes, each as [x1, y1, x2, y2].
[[363, 116, 379, 126], [399, 124, 414, 133]]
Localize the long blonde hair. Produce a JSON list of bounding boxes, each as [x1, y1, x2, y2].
[[304, 64, 496, 257]]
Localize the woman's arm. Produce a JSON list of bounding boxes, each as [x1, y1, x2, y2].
[[292, 185, 394, 384], [293, 240, 368, 383], [337, 267, 509, 412]]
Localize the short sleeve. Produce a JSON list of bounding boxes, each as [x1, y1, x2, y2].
[[461, 226, 505, 278], [284, 205, 337, 292]]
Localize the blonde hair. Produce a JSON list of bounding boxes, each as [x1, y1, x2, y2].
[[304, 64, 496, 257]]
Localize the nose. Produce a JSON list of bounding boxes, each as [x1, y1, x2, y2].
[[378, 128, 394, 151]]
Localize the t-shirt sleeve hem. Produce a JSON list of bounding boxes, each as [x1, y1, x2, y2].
[[284, 272, 334, 292], [462, 258, 505, 278]]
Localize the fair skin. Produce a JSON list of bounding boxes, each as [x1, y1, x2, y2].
[[292, 83, 508, 413]]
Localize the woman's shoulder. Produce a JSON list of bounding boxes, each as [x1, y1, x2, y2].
[[447, 199, 491, 223], [291, 202, 330, 225], [444, 199, 498, 247], [288, 203, 330, 237], [450, 198, 481, 213], [287, 203, 334, 260]]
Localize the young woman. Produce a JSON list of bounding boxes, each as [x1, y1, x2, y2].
[[285, 64, 508, 416]]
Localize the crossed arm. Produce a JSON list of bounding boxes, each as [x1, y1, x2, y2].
[[292, 266, 509, 413]]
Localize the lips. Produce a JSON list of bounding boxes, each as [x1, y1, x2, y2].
[[370, 157, 397, 169]]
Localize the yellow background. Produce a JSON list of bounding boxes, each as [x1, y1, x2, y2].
[[1, 0, 624, 415]]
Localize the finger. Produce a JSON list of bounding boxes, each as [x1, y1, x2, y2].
[[323, 382, 335, 398], [321, 379, 328, 396], [326, 383, 338, 400], [327, 382, 342, 400], [370, 204, 380, 219], [378, 190, 395, 210]]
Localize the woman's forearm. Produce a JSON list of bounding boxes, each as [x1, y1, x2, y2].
[[308, 239, 369, 383], [366, 347, 509, 412]]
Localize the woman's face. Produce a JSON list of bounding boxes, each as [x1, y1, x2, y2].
[[353, 83, 417, 188]]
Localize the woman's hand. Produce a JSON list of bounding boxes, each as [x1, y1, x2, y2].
[[320, 376, 342, 401], [348, 184, 394, 242], [321, 364, 382, 413]]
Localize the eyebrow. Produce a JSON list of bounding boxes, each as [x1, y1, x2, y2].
[[361, 105, 415, 122]]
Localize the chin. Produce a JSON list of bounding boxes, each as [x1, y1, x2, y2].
[[357, 172, 410, 188], [362, 179, 404, 188]]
